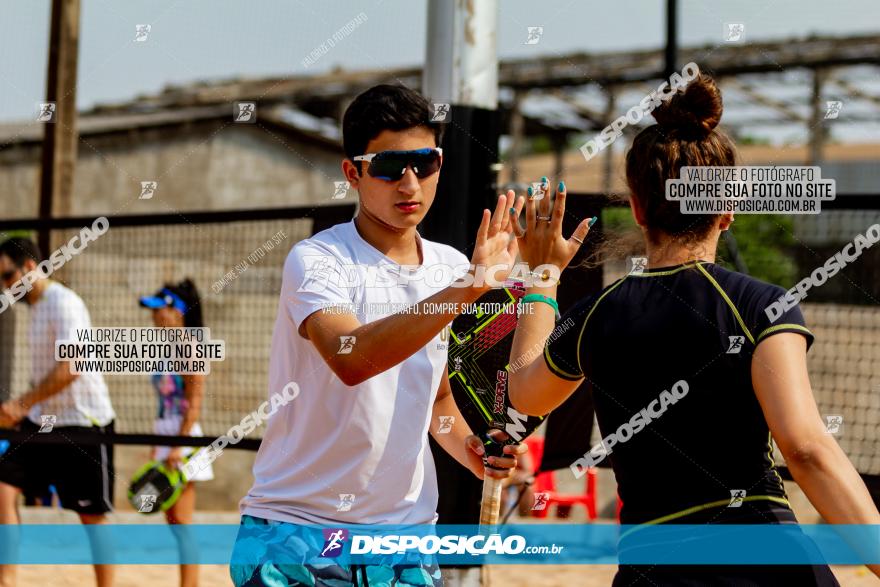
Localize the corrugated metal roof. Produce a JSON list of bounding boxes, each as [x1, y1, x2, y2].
[[0, 104, 342, 150]]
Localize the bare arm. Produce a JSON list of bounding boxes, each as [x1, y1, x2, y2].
[[19, 362, 77, 408], [179, 374, 204, 437], [508, 281, 583, 416], [752, 333, 880, 577], [304, 195, 519, 386], [430, 368, 483, 478], [506, 180, 592, 416], [305, 278, 484, 386], [0, 362, 78, 426], [430, 365, 524, 480]]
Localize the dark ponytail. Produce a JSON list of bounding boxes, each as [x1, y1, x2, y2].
[[164, 278, 203, 328]]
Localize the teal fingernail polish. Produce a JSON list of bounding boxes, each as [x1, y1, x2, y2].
[[588, 216, 598, 227], [527, 186, 533, 196], [558, 180, 565, 192], [541, 176, 548, 184]]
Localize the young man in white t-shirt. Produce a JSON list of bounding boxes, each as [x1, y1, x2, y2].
[[233, 85, 528, 586], [0, 237, 116, 587]]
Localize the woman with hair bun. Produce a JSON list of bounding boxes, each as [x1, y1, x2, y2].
[[506, 73, 879, 585]]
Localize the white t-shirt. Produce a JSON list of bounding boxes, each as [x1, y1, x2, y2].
[[28, 281, 116, 427], [241, 219, 470, 525]]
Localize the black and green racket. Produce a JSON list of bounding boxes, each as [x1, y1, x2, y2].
[[128, 458, 189, 514], [448, 281, 546, 525]]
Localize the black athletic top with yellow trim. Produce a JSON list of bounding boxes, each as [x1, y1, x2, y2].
[[544, 261, 814, 526]]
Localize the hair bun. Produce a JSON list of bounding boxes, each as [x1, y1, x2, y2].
[[651, 73, 722, 137]]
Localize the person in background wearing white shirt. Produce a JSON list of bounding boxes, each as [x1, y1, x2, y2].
[[233, 85, 530, 587], [0, 237, 116, 587]]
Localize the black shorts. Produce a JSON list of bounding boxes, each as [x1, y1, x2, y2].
[[613, 563, 840, 586], [615, 506, 839, 586], [0, 419, 115, 515]]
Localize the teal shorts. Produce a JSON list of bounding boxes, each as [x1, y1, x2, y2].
[[229, 514, 443, 587]]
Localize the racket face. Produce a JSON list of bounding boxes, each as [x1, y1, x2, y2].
[[447, 282, 544, 446], [128, 461, 183, 514]]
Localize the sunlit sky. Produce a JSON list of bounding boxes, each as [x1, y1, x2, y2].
[[1, 0, 877, 142]]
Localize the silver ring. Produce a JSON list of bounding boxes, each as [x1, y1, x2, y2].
[[537, 215, 551, 221], [572, 236, 584, 245]]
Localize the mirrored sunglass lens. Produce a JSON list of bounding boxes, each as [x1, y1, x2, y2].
[[368, 158, 408, 180], [410, 153, 441, 178], [368, 151, 440, 180]]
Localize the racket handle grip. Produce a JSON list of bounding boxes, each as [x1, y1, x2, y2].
[[479, 476, 504, 526]]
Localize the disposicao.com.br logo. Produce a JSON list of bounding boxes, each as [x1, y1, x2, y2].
[[342, 532, 562, 557], [321, 528, 349, 558]]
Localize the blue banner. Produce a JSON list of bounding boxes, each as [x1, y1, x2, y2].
[[0, 523, 876, 565]]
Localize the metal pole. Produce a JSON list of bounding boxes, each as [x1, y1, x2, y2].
[[39, 0, 81, 254], [552, 132, 566, 182], [421, 0, 500, 254], [423, 3, 500, 584], [809, 68, 828, 165], [602, 89, 617, 195], [508, 91, 525, 185], [664, 0, 678, 77], [0, 310, 14, 402]]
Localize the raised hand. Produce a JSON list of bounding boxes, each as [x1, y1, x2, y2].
[[509, 179, 594, 274], [469, 191, 524, 292]]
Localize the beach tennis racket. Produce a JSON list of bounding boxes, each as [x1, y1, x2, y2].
[[128, 459, 188, 514], [447, 282, 546, 525]]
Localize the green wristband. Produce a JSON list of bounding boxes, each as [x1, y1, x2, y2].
[[520, 294, 560, 320]]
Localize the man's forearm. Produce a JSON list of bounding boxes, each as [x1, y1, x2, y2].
[[20, 364, 76, 408], [430, 391, 478, 476], [340, 276, 488, 385]]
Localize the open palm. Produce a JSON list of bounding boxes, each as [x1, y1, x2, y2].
[[470, 191, 523, 291]]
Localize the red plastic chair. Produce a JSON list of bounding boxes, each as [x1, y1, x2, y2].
[[524, 436, 598, 521]]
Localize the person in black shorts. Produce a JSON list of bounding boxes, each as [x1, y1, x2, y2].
[[0, 238, 116, 587], [505, 74, 880, 585]]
